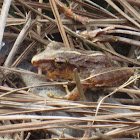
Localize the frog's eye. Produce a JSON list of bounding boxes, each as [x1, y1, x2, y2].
[[54, 58, 67, 69]]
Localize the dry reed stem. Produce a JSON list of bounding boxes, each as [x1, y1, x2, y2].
[[0, 0, 12, 50]]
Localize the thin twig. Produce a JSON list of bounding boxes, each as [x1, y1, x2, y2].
[[74, 68, 86, 101], [49, 0, 70, 49], [4, 12, 32, 67]]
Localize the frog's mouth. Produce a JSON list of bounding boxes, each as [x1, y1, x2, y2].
[[31, 59, 55, 71]]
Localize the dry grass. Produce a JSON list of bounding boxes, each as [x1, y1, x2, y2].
[[0, 0, 140, 139]]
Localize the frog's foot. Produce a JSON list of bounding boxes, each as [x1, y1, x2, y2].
[[47, 85, 80, 100]]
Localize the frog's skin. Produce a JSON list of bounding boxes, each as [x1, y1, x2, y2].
[[31, 41, 134, 88]]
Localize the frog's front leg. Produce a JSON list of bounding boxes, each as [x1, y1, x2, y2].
[[47, 85, 87, 100]]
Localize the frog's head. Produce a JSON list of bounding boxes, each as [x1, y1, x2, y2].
[[31, 41, 76, 80]]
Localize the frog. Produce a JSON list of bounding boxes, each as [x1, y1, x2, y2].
[[31, 41, 134, 100]]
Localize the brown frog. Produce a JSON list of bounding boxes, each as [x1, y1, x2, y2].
[[31, 41, 134, 100]]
